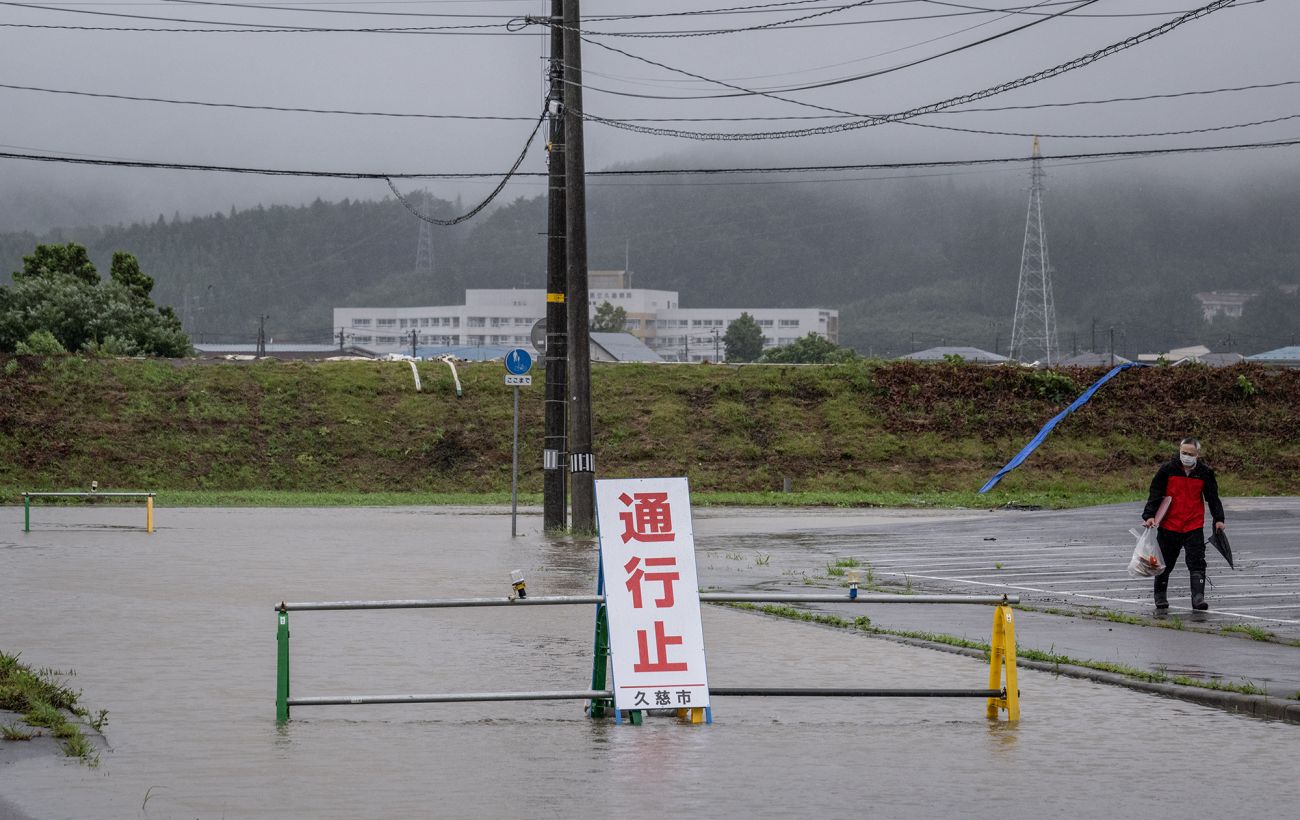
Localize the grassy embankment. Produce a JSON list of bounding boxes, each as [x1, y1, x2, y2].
[[2, 355, 1297, 507], [0, 651, 105, 764]]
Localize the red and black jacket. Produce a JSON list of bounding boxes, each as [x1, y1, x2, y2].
[[1142, 458, 1225, 534]]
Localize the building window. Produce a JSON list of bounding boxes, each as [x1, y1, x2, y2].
[[353, 335, 372, 344], [779, 319, 800, 328], [377, 318, 397, 328], [758, 319, 774, 327], [625, 318, 640, 329], [351, 318, 372, 328], [467, 317, 486, 327], [377, 335, 397, 344], [399, 319, 408, 329]]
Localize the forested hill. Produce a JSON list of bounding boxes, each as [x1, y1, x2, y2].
[[2, 170, 1298, 357]]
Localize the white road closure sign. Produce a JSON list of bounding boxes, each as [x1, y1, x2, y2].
[[595, 477, 710, 712]]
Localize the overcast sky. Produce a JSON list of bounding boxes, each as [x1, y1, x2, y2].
[[1, 0, 1297, 232]]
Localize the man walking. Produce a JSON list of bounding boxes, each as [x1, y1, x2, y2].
[[1142, 437, 1225, 611]]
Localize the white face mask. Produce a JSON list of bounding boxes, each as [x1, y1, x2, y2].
[[1180, 453, 1197, 467]]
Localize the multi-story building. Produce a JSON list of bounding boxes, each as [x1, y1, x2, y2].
[[333, 271, 838, 362]]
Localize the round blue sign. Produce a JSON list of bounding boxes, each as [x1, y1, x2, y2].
[[505, 348, 533, 375]]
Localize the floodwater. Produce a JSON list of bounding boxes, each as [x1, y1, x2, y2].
[[2, 506, 1297, 820]]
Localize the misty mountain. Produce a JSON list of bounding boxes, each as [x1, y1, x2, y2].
[[2, 170, 1297, 357]]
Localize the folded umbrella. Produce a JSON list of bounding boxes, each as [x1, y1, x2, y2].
[[1210, 530, 1234, 569]]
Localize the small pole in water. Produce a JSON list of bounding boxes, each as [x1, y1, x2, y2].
[[276, 604, 291, 723]]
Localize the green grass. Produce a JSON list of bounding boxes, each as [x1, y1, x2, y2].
[[1, 723, 35, 741], [1220, 624, 1278, 642], [0, 651, 101, 766]]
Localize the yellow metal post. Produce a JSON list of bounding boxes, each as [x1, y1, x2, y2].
[[987, 603, 1020, 721], [146, 495, 154, 533]]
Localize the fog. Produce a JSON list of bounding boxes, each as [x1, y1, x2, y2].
[[1, 0, 1297, 233]]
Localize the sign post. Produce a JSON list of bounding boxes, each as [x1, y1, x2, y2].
[[505, 348, 533, 537], [594, 477, 710, 723]]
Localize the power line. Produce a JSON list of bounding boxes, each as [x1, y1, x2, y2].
[[385, 110, 548, 225], [555, 0, 1099, 100], [578, 0, 1246, 140], [0, 81, 537, 120], [2, 136, 1297, 180]]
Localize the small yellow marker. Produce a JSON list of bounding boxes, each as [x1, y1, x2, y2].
[[146, 495, 154, 533]]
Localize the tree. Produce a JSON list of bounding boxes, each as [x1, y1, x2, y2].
[[723, 312, 765, 362], [760, 332, 857, 364], [14, 242, 99, 286], [591, 300, 628, 332], [0, 243, 190, 357]]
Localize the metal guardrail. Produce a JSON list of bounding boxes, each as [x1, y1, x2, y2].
[[278, 593, 1019, 611], [21, 491, 156, 533], [275, 590, 1021, 723]]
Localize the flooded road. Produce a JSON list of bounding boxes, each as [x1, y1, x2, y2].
[[2, 506, 1297, 819]]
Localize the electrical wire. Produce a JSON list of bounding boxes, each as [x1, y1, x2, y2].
[[577, 0, 1244, 140], [384, 109, 547, 225], [0, 81, 538, 120], [550, 0, 1097, 99], [2, 136, 1297, 179]]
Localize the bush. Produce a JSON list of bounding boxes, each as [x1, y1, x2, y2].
[[15, 329, 66, 355]]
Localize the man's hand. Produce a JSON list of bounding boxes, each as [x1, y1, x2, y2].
[[1143, 518, 1157, 529], [1215, 521, 1226, 532]]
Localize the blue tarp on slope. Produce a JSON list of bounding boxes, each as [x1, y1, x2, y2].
[[979, 362, 1144, 493]]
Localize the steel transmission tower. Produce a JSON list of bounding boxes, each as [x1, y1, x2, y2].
[[1009, 137, 1059, 365], [413, 191, 435, 279]]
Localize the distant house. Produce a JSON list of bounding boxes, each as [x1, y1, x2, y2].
[[1058, 351, 1132, 367], [1179, 352, 1244, 368], [590, 332, 665, 363], [898, 346, 1010, 364], [1138, 345, 1212, 364], [1246, 346, 1300, 368], [1195, 291, 1256, 321]]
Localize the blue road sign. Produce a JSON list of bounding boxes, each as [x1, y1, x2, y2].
[[505, 348, 533, 375]]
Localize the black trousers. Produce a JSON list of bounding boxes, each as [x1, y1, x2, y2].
[[1156, 527, 1207, 578]]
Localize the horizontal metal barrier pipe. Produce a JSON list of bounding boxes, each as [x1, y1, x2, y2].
[[278, 593, 1018, 611], [21, 492, 155, 498], [289, 690, 609, 706], [279, 595, 606, 611], [288, 687, 1004, 707], [699, 593, 1020, 605], [711, 687, 1003, 698]]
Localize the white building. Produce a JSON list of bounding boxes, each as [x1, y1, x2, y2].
[[333, 271, 838, 362]]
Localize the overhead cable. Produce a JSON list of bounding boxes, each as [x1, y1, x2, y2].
[[2, 137, 1297, 179], [0, 81, 536, 120], [578, 0, 1244, 140]]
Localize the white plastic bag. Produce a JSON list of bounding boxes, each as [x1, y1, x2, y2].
[[1127, 527, 1166, 578]]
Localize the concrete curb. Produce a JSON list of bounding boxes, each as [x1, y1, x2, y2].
[[869, 632, 1300, 725]]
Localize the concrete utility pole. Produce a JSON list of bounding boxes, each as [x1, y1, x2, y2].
[[563, 0, 595, 533], [410, 329, 418, 358], [338, 328, 345, 352], [543, 0, 569, 532]]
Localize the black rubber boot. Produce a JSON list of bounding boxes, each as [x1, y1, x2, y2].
[[1191, 573, 1208, 611], [1153, 574, 1170, 609]]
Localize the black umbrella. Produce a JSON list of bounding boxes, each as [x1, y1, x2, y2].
[[1210, 530, 1234, 569]]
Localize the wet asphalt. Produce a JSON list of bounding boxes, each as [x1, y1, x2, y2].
[[689, 498, 1300, 702]]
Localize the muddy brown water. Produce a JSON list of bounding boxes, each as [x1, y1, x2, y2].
[[2, 506, 1297, 819]]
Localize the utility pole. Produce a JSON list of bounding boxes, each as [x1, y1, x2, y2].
[[410, 328, 418, 358], [257, 314, 268, 357], [563, 0, 595, 533], [711, 328, 721, 362], [1109, 325, 1115, 367], [543, 0, 568, 532], [338, 328, 345, 352]]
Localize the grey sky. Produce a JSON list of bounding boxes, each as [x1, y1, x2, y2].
[[1, 0, 1297, 232]]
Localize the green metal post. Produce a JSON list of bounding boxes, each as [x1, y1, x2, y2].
[[23, 494, 30, 532], [276, 606, 290, 723], [587, 604, 611, 718]]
